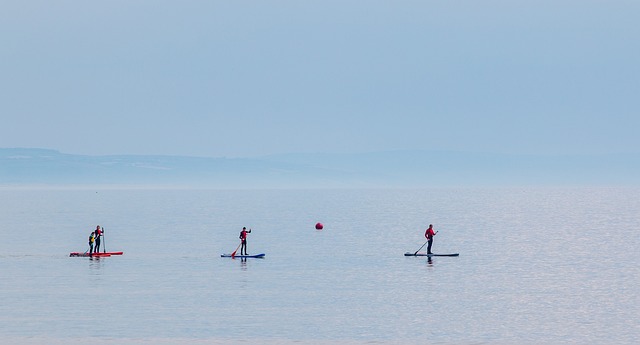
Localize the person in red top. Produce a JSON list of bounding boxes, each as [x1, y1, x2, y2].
[[239, 227, 252, 255], [424, 224, 437, 254], [93, 225, 103, 253]]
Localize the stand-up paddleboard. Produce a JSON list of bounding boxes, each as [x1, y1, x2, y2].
[[221, 253, 265, 258], [70, 251, 123, 257], [404, 252, 459, 257]]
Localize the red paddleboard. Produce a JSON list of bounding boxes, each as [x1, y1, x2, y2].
[[69, 252, 123, 257]]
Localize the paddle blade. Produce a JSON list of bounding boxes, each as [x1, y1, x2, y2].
[[231, 242, 241, 258]]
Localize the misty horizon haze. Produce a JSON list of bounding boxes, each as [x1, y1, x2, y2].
[[1, 1, 639, 160]]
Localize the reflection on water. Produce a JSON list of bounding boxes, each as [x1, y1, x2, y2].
[[88, 256, 107, 271]]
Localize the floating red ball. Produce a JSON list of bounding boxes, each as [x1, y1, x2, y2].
[[315, 222, 324, 230]]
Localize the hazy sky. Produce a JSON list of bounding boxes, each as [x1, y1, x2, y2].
[[1, 1, 638, 157]]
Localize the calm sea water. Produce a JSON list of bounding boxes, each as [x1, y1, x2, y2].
[[0, 187, 638, 344]]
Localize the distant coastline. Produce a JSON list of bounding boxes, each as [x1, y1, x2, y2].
[[1, 148, 638, 188]]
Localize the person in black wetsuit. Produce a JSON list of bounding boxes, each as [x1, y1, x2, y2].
[[93, 225, 103, 253], [239, 227, 251, 255]]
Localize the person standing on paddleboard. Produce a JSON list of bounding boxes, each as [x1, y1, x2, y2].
[[94, 225, 103, 253], [239, 227, 251, 255], [88, 231, 95, 255], [425, 224, 436, 255]]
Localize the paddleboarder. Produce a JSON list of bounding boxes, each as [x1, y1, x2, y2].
[[239, 227, 251, 255], [424, 224, 436, 255], [94, 225, 103, 253], [88, 231, 95, 255]]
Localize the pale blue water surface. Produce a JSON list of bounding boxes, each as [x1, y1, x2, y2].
[[0, 187, 638, 344]]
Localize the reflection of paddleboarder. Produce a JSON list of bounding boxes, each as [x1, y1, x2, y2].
[[424, 224, 437, 255], [239, 227, 251, 255]]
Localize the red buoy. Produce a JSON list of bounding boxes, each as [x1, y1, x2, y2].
[[315, 222, 323, 230]]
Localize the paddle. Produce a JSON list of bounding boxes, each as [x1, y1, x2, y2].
[[414, 241, 428, 255], [230, 241, 242, 258], [102, 227, 106, 254]]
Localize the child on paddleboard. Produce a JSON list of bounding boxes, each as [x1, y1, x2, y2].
[[88, 231, 95, 255]]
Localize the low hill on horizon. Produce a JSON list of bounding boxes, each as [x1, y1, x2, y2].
[[1, 148, 638, 187]]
